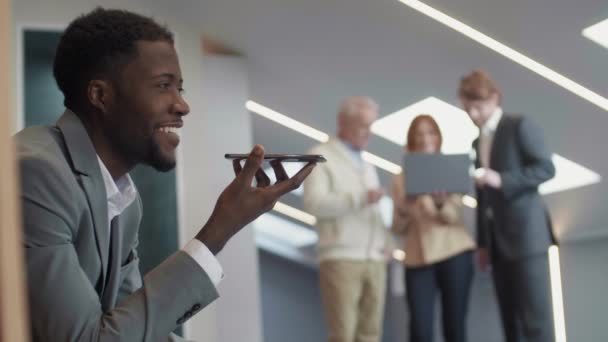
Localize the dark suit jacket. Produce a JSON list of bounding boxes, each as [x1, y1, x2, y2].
[[16, 111, 218, 341], [473, 113, 556, 260]]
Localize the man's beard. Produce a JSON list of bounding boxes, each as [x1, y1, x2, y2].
[[145, 140, 176, 172], [107, 124, 175, 173]]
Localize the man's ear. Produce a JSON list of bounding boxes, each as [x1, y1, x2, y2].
[[88, 79, 113, 113]]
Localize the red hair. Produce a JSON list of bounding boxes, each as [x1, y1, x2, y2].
[[458, 69, 501, 101], [406, 115, 443, 152]]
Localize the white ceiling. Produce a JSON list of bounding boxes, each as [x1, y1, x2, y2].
[[158, 0, 608, 241]]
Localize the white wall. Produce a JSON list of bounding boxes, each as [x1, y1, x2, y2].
[[13, 2, 263, 341], [177, 55, 263, 342]]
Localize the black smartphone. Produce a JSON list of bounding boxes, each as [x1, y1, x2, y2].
[[224, 153, 326, 163]]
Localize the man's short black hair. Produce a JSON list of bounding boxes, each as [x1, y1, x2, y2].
[[53, 7, 174, 112]]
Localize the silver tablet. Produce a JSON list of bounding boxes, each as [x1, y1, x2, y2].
[[403, 153, 473, 195]]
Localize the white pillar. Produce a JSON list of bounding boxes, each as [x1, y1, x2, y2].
[[177, 54, 263, 342]]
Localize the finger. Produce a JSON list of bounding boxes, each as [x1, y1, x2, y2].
[[290, 162, 316, 185], [270, 162, 316, 196], [232, 159, 243, 176], [238, 145, 265, 184], [270, 159, 289, 183], [255, 168, 271, 188]]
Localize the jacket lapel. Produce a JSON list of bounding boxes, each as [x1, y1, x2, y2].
[[472, 138, 481, 169], [101, 200, 140, 310], [57, 111, 110, 289], [101, 217, 123, 311], [489, 114, 508, 169]]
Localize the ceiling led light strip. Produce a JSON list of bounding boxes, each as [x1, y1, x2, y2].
[[273, 201, 317, 226], [246, 100, 329, 142], [549, 246, 567, 342], [362, 151, 402, 174], [397, 0, 608, 112]]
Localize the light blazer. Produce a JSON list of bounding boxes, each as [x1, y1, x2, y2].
[[391, 174, 475, 267], [473, 113, 556, 260], [16, 111, 218, 342], [303, 138, 387, 262]]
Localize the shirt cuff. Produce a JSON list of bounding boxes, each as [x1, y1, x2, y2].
[[182, 239, 224, 287]]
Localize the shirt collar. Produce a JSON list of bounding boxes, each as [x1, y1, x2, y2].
[[338, 138, 358, 152], [337, 138, 364, 169], [96, 156, 137, 216], [481, 107, 503, 136], [339, 139, 362, 156]]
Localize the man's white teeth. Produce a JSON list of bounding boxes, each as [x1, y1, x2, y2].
[[159, 127, 180, 135]]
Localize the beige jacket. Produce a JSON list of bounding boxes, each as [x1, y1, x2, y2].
[[303, 138, 388, 263], [391, 174, 475, 267]]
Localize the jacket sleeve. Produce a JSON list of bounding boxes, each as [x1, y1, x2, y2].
[[303, 161, 366, 219], [21, 155, 219, 342], [500, 116, 555, 200]]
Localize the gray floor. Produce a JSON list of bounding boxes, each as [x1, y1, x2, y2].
[[259, 238, 608, 342]]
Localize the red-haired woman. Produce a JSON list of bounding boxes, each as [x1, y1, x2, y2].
[[391, 115, 475, 342]]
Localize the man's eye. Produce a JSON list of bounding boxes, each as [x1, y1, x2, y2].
[[159, 83, 170, 89]]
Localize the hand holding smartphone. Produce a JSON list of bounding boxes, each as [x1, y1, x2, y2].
[[226, 153, 325, 188]]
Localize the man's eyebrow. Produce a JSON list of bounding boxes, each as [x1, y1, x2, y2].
[[152, 73, 176, 80], [151, 73, 183, 85]]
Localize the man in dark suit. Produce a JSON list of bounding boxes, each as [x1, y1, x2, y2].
[[16, 8, 315, 341], [459, 70, 556, 342]]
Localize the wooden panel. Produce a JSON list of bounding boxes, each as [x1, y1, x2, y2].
[[0, 0, 30, 340]]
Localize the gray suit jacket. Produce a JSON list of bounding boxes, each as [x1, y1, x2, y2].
[[16, 111, 218, 341], [473, 113, 556, 260]]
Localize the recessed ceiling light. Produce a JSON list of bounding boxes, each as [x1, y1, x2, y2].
[[582, 18, 608, 49], [540, 155, 601, 195], [371, 96, 478, 154]]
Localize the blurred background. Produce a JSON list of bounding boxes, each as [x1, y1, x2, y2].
[[5, 0, 608, 341]]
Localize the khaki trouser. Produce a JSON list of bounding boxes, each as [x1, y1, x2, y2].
[[319, 260, 387, 342]]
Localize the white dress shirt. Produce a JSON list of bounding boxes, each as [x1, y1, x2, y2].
[[478, 107, 503, 168], [340, 139, 363, 170], [97, 156, 224, 287]]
